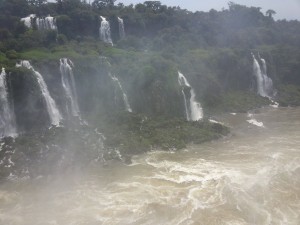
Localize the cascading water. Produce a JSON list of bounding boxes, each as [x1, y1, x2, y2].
[[16, 61, 62, 126], [20, 14, 36, 28], [36, 15, 57, 30], [258, 54, 274, 96], [181, 88, 190, 121], [0, 68, 17, 138], [252, 53, 274, 98], [178, 72, 203, 121], [109, 73, 132, 112], [259, 53, 267, 75], [118, 17, 125, 39], [99, 16, 113, 45], [252, 54, 265, 97], [60, 58, 80, 118]]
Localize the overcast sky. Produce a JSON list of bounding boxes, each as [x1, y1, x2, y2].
[[115, 0, 300, 20]]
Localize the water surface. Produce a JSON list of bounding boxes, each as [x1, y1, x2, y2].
[[0, 107, 299, 225]]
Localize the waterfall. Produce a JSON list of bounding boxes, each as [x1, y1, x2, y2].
[[178, 72, 203, 121], [252, 54, 266, 97], [20, 14, 36, 28], [36, 15, 57, 30], [0, 68, 17, 138], [181, 89, 190, 121], [21, 14, 57, 30], [59, 58, 80, 118], [118, 17, 125, 39], [252, 53, 274, 98], [99, 16, 113, 45], [259, 53, 267, 75], [109, 73, 132, 112], [258, 54, 274, 97], [16, 61, 62, 126]]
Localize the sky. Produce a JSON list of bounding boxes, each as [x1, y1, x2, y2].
[[115, 0, 300, 21]]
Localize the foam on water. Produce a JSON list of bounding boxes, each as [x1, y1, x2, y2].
[[209, 119, 224, 125], [247, 119, 264, 127], [0, 108, 299, 225], [246, 113, 265, 127]]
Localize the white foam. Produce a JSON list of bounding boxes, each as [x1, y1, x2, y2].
[[209, 119, 224, 125], [1, 107, 300, 225], [247, 119, 264, 127], [270, 101, 279, 108]]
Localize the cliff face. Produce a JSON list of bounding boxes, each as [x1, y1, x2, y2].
[[6, 48, 273, 132], [5, 54, 183, 132]]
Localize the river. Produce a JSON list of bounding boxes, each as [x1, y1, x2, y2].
[[0, 107, 299, 225]]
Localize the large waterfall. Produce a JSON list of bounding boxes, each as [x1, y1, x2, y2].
[[60, 58, 80, 118], [178, 72, 203, 121], [118, 17, 125, 39], [20, 14, 36, 28], [16, 61, 62, 126], [36, 15, 57, 30], [0, 68, 17, 138], [99, 16, 113, 45], [252, 53, 274, 98], [20, 14, 56, 30], [109, 73, 132, 112]]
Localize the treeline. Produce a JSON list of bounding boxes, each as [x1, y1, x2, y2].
[[1, 0, 300, 51]]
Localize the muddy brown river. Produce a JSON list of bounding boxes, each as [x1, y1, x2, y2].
[[0, 107, 299, 225]]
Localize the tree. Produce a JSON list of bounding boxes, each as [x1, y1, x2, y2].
[[266, 9, 276, 19], [27, 0, 46, 6], [0, 0, 30, 17], [92, 0, 116, 9], [144, 1, 161, 11]]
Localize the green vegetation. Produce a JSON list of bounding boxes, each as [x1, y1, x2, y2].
[[98, 112, 229, 155], [214, 91, 271, 113], [277, 85, 300, 106]]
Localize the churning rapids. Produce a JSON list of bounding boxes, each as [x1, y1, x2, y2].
[[0, 107, 299, 225]]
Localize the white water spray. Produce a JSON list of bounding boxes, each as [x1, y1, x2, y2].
[[118, 17, 125, 39], [0, 68, 17, 138], [252, 53, 274, 98], [20, 14, 36, 28], [99, 16, 113, 45], [60, 58, 80, 118], [109, 73, 132, 112], [36, 15, 57, 30], [16, 61, 62, 126], [178, 72, 203, 121]]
